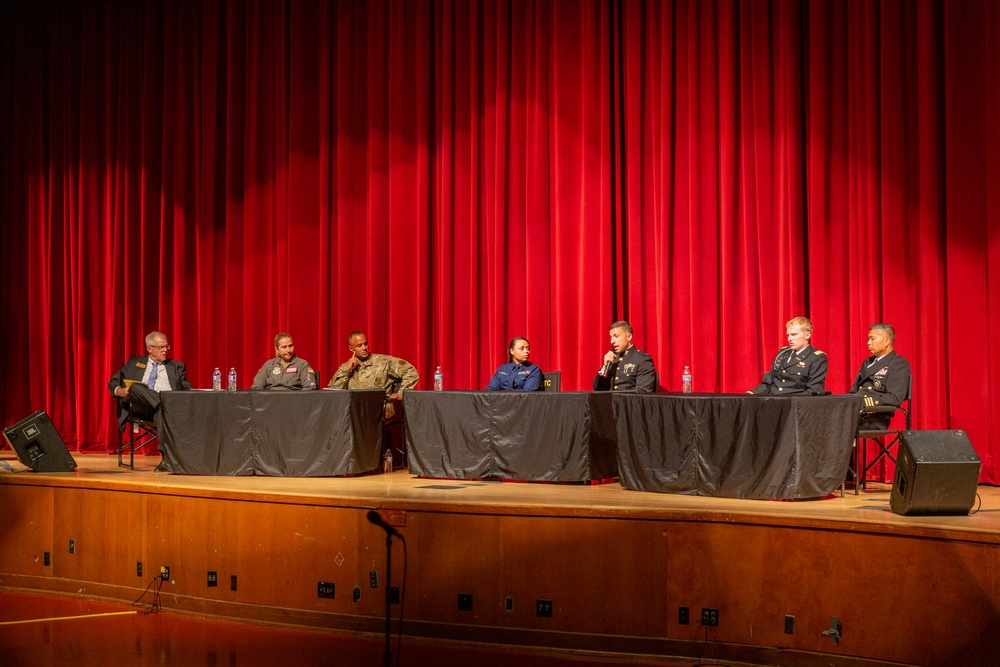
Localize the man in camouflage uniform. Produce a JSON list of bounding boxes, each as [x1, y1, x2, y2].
[[250, 333, 318, 390], [328, 331, 419, 419], [750, 316, 828, 396]]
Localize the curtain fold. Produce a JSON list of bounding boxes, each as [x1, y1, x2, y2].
[[1, 0, 996, 483]]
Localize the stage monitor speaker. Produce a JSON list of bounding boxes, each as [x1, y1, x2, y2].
[[890, 430, 980, 516], [2, 410, 78, 472]]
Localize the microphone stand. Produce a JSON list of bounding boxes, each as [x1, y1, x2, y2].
[[368, 511, 399, 667], [382, 530, 393, 667]]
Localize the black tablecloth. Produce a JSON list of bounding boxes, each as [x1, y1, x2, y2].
[[404, 391, 617, 481], [613, 393, 863, 499], [159, 389, 385, 476]]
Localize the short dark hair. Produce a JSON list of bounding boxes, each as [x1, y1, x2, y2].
[[274, 332, 292, 348], [609, 320, 632, 334], [869, 322, 895, 343], [507, 337, 529, 362], [348, 330, 365, 343]]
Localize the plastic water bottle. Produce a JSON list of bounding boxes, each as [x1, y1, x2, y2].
[[433, 366, 443, 391], [227, 367, 237, 392], [682, 366, 693, 393], [212, 368, 222, 391], [383, 449, 393, 474]]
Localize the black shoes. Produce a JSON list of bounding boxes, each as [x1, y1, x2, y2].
[[153, 460, 171, 473]]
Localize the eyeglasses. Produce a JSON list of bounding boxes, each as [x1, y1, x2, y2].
[[149, 344, 171, 351]]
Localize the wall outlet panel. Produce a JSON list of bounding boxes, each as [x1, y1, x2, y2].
[[318, 581, 335, 599]]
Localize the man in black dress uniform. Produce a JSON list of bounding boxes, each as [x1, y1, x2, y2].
[[592, 321, 657, 393], [850, 323, 911, 429], [749, 316, 828, 396]]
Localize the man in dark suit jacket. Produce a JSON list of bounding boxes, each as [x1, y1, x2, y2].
[[109, 331, 192, 470], [850, 323, 911, 429]]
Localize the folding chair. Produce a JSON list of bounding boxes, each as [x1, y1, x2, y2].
[[539, 371, 561, 392], [118, 402, 158, 470], [851, 375, 913, 494]]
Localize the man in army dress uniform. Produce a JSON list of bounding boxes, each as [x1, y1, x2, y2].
[[328, 331, 419, 419], [250, 333, 318, 390], [749, 317, 828, 395], [850, 323, 911, 429], [592, 321, 657, 393]]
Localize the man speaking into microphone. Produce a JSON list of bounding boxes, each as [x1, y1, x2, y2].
[[592, 320, 657, 392]]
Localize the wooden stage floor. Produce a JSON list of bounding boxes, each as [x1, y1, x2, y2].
[[3, 452, 1000, 667], [3, 452, 999, 540]]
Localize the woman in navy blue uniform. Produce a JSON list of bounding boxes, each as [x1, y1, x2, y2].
[[484, 337, 542, 391]]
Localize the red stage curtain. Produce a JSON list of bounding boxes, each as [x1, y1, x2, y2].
[[1, 0, 997, 483]]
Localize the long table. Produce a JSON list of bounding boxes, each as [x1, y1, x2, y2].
[[404, 391, 617, 482], [159, 389, 385, 476], [613, 393, 863, 499], [404, 390, 861, 499]]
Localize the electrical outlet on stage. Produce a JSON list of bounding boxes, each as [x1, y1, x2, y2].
[[136, 561, 142, 577], [536, 599, 553, 617], [678, 606, 689, 625], [317, 581, 335, 599], [369, 571, 378, 588], [701, 608, 719, 627], [207, 571, 218, 587], [161, 565, 170, 581]]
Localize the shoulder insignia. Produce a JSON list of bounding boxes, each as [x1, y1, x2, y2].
[[814, 350, 826, 356], [307, 368, 314, 374]]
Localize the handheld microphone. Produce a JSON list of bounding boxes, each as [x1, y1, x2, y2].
[[367, 510, 400, 538], [599, 349, 617, 377]]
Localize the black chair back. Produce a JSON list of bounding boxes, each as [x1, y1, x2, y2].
[[540, 371, 561, 392]]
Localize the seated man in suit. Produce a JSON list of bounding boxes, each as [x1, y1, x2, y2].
[[592, 320, 657, 393], [749, 316, 828, 395], [108, 331, 192, 471], [850, 322, 911, 429]]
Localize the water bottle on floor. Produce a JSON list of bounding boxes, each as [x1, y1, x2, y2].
[[383, 449, 393, 474], [212, 368, 222, 391], [228, 367, 237, 391], [682, 366, 693, 393]]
